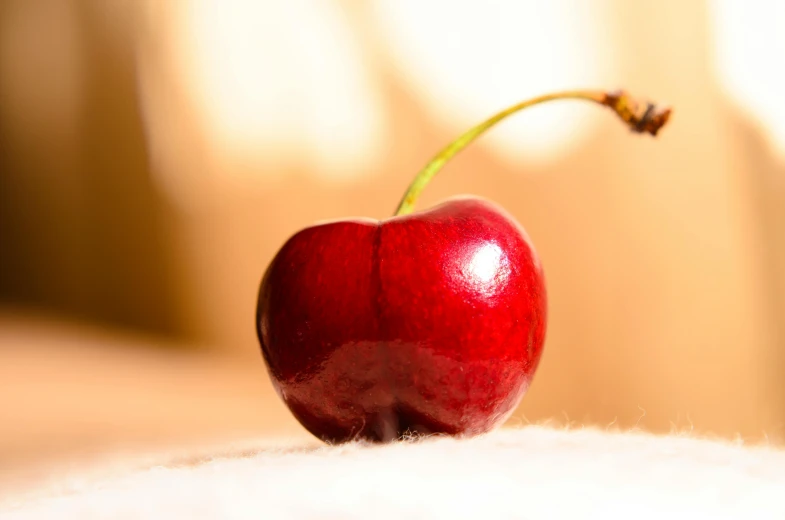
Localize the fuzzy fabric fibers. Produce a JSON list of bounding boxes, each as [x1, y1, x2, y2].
[[2, 427, 784, 519]]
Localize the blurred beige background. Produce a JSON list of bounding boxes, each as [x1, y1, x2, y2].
[[1, 0, 784, 480]]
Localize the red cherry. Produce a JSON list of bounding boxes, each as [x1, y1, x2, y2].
[[256, 89, 671, 443], [257, 197, 545, 442]]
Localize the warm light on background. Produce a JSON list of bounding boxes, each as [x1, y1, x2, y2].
[[710, 0, 785, 158], [1, 0, 784, 483]]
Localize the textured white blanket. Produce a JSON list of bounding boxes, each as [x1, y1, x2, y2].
[[2, 427, 784, 519]]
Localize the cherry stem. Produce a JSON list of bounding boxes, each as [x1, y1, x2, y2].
[[393, 89, 672, 217]]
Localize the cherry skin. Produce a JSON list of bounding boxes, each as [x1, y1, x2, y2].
[[254, 89, 670, 443], [256, 197, 546, 443]]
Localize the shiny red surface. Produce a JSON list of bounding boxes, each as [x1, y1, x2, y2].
[[256, 197, 547, 443]]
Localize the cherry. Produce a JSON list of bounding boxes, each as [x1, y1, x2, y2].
[[256, 89, 671, 443]]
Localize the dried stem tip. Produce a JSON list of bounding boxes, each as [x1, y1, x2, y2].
[[602, 89, 672, 136]]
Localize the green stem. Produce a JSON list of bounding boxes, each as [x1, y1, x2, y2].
[[393, 89, 671, 216]]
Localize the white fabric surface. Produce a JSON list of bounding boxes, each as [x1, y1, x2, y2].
[[2, 426, 784, 519]]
